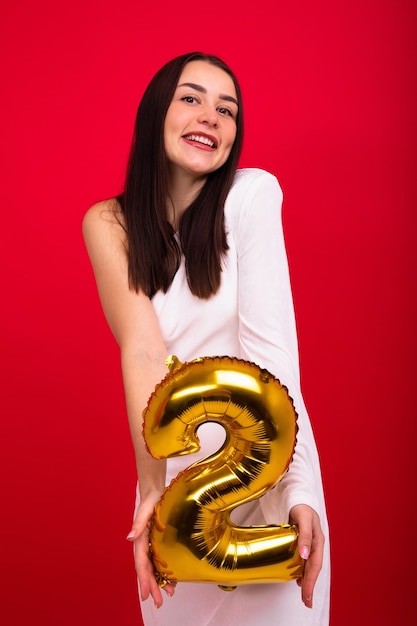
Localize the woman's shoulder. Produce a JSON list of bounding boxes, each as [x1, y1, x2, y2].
[[225, 168, 283, 225], [82, 197, 126, 254], [231, 167, 282, 194], [82, 197, 124, 236], [83, 197, 122, 226]]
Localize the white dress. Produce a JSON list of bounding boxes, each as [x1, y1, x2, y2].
[[139, 168, 330, 625]]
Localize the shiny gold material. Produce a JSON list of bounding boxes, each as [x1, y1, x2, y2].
[[143, 355, 304, 588]]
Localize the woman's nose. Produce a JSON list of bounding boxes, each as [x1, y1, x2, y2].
[[198, 106, 218, 127]]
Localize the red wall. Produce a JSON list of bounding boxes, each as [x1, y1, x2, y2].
[[1, 2, 415, 624]]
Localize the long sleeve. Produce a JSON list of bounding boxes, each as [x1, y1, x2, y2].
[[229, 169, 325, 522]]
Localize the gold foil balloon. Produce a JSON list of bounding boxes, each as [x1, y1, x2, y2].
[[143, 355, 304, 589]]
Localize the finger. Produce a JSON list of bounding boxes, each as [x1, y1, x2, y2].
[[296, 515, 313, 561], [163, 581, 177, 596], [138, 560, 164, 607], [301, 549, 322, 608], [133, 528, 177, 608], [290, 506, 325, 609], [145, 568, 164, 608], [290, 506, 313, 562], [136, 551, 176, 607], [134, 533, 163, 606], [301, 527, 324, 608], [127, 520, 150, 542]]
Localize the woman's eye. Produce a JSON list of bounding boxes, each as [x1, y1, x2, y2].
[[181, 96, 198, 104], [218, 106, 234, 118]]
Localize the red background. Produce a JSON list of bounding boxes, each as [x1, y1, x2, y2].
[[1, 1, 416, 624]]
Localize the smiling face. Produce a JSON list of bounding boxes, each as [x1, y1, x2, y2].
[[164, 60, 239, 185]]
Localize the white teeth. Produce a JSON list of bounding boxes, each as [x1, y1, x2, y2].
[[185, 134, 215, 148]]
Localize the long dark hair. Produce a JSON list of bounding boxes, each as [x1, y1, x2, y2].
[[118, 51, 244, 299]]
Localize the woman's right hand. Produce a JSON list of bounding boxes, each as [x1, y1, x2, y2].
[[127, 492, 176, 608]]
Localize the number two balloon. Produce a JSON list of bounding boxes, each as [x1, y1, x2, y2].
[[143, 355, 304, 589]]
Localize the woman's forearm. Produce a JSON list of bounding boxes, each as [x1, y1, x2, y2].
[[121, 349, 168, 498]]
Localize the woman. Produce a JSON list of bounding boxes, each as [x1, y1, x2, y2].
[[83, 52, 330, 625]]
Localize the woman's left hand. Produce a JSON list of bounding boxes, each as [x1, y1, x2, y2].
[[127, 491, 176, 608], [289, 504, 325, 609]]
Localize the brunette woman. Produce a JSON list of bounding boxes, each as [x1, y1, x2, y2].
[[83, 51, 330, 625]]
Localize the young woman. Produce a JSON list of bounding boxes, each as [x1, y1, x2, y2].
[[83, 51, 330, 625]]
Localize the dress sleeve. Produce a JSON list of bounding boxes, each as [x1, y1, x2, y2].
[[234, 170, 324, 522]]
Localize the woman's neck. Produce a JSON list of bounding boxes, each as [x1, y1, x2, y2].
[[166, 169, 207, 230]]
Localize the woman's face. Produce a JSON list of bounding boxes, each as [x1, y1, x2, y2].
[[164, 60, 238, 183]]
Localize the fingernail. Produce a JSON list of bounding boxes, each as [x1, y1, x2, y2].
[[126, 530, 135, 540], [300, 546, 310, 559]]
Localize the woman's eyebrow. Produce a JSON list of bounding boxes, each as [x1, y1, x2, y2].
[[177, 82, 238, 106]]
